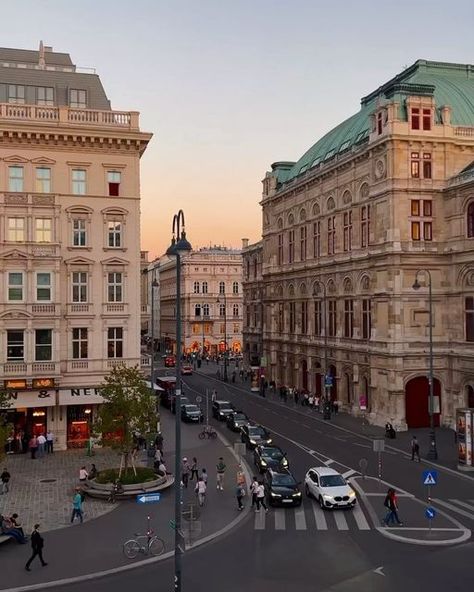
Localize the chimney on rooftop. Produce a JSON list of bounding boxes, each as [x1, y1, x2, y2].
[[38, 40, 45, 69], [242, 238, 249, 249]]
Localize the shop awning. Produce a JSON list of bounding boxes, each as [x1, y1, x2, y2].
[[59, 388, 104, 406], [4, 390, 56, 408]]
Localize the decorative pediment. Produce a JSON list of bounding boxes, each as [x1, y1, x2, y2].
[[3, 155, 29, 163], [64, 256, 95, 266], [101, 256, 129, 266], [0, 249, 28, 260], [66, 205, 94, 215], [101, 206, 129, 216], [0, 309, 33, 320], [31, 157, 56, 165]]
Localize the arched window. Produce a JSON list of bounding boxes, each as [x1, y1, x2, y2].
[[193, 281, 200, 294], [202, 281, 208, 294], [467, 202, 474, 238], [232, 281, 239, 294], [203, 303, 210, 316], [233, 304, 239, 317], [194, 304, 201, 317], [219, 281, 225, 295]]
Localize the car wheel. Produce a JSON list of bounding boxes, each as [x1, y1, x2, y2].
[[319, 496, 325, 510], [305, 484, 312, 498]]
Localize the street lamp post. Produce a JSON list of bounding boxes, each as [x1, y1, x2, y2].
[[313, 280, 331, 420], [150, 275, 159, 404], [166, 210, 192, 592], [217, 293, 228, 381], [413, 269, 438, 460]]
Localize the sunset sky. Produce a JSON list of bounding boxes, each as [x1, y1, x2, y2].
[[3, 0, 474, 258]]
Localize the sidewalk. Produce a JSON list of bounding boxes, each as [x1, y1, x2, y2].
[[0, 410, 250, 591]]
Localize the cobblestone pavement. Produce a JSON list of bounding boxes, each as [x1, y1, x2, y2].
[[0, 447, 125, 533]]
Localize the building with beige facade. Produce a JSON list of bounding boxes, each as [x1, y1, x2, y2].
[[256, 59, 474, 430], [160, 247, 243, 356], [0, 44, 151, 450]]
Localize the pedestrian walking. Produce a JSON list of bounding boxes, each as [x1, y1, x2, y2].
[[382, 488, 403, 526], [236, 483, 245, 510], [314, 396, 320, 412], [216, 457, 226, 491], [195, 477, 207, 506], [333, 401, 339, 415], [410, 435, 420, 462], [25, 524, 48, 571], [1, 468, 10, 494], [255, 481, 268, 512], [250, 476, 259, 508], [201, 468, 208, 485], [29, 435, 38, 459], [37, 433, 46, 457], [190, 457, 199, 481], [211, 389, 218, 402], [294, 389, 299, 405], [308, 395, 314, 409], [71, 488, 84, 524], [79, 465, 88, 483], [182, 458, 190, 488], [46, 431, 54, 454], [154, 433, 164, 455]]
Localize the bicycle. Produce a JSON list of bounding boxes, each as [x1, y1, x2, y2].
[[106, 480, 123, 503], [123, 529, 165, 559], [198, 426, 217, 440]]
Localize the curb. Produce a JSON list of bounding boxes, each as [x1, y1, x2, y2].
[[0, 427, 253, 592]]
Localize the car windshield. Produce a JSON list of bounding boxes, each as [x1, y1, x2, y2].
[[262, 448, 283, 460], [249, 427, 266, 437], [185, 405, 200, 412], [233, 413, 247, 421], [320, 475, 346, 487], [219, 403, 233, 410], [272, 474, 296, 486]]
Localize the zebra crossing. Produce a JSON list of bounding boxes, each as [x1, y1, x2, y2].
[[433, 498, 474, 521], [253, 499, 372, 532]]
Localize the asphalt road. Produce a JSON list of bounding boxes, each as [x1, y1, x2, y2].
[[50, 368, 474, 592]]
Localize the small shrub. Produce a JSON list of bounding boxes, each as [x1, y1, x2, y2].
[[95, 467, 156, 485]]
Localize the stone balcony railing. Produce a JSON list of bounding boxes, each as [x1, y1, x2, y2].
[[66, 357, 149, 373], [2, 361, 60, 376], [0, 103, 139, 131]]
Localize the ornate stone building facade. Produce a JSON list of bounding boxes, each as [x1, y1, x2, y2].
[[259, 60, 474, 429], [242, 238, 264, 367]]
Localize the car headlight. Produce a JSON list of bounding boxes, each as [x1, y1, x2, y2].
[[219, 412, 224, 416], [323, 494, 333, 500], [282, 458, 288, 467], [249, 439, 257, 445], [271, 492, 281, 497], [260, 459, 267, 466], [348, 489, 356, 498], [293, 492, 302, 497], [267, 438, 272, 444]]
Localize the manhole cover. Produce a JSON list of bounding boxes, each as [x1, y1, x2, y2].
[[39, 479, 57, 483]]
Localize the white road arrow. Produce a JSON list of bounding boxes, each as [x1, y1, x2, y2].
[[373, 566, 385, 577]]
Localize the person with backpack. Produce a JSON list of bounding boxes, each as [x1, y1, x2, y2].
[[410, 436, 420, 462], [236, 483, 245, 510], [195, 477, 207, 507], [382, 488, 403, 526], [216, 457, 226, 491]]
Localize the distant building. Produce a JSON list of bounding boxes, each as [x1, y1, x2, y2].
[[159, 247, 243, 355], [242, 238, 264, 367], [140, 250, 150, 335]]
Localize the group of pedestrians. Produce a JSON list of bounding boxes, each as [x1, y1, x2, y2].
[[27, 431, 54, 459], [248, 476, 268, 512]]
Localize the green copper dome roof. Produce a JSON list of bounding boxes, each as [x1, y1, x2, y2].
[[282, 60, 474, 184]]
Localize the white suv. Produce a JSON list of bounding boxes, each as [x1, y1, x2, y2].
[[304, 467, 356, 510]]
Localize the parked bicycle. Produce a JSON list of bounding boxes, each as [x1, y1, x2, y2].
[[198, 426, 217, 440], [107, 479, 124, 503], [123, 517, 165, 559]]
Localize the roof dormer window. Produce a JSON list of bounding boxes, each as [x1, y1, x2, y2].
[[411, 107, 432, 131], [70, 89, 87, 108]]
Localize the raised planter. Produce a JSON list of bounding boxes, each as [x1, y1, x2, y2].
[[84, 474, 175, 499]]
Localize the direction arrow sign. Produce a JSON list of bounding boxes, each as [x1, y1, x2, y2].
[[425, 507, 436, 520], [136, 493, 161, 504], [422, 470, 438, 486]]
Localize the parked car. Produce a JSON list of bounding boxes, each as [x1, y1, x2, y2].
[[212, 400, 236, 421], [181, 404, 204, 423], [172, 396, 190, 414], [264, 469, 302, 507], [164, 356, 176, 368], [304, 467, 356, 510], [240, 424, 272, 449], [181, 365, 193, 375], [254, 445, 288, 473], [226, 411, 250, 432]]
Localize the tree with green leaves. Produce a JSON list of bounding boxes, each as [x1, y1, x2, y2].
[[0, 390, 12, 461], [94, 365, 157, 477]]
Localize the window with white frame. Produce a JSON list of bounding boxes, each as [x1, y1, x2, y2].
[[72, 271, 88, 302], [107, 220, 122, 248], [107, 272, 123, 302], [72, 328, 88, 359], [194, 304, 201, 317], [203, 303, 210, 316], [7, 330, 24, 360], [193, 281, 200, 294], [35, 329, 52, 361], [233, 304, 239, 317], [8, 166, 24, 192], [35, 167, 51, 193], [70, 89, 87, 108], [219, 281, 225, 295], [410, 199, 433, 241], [107, 327, 123, 358], [232, 281, 239, 294], [107, 171, 121, 197], [8, 85, 25, 104], [72, 169, 86, 195], [219, 304, 226, 317], [36, 272, 52, 301], [7, 217, 25, 241], [72, 219, 87, 246], [35, 218, 52, 242], [8, 272, 24, 301], [36, 87, 54, 106], [202, 281, 208, 294]]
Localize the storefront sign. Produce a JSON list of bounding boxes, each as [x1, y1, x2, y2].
[[1, 389, 56, 408], [59, 388, 104, 405], [32, 378, 55, 389], [4, 379, 27, 390]]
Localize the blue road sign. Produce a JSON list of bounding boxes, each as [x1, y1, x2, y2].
[[136, 493, 161, 504], [425, 507, 436, 520], [422, 470, 438, 486], [325, 374, 333, 387]]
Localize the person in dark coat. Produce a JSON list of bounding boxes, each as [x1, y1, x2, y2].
[[25, 524, 48, 570]]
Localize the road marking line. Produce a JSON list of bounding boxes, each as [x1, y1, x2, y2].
[[311, 502, 328, 530], [333, 510, 349, 530], [294, 505, 307, 530], [386, 527, 464, 531], [433, 498, 474, 520], [448, 499, 474, 512], [325, 459, 335, 465], [255, 510, 266, 530], [352, 504, 371, 530], [274, 509, 285, 530], [342, 469, 357, 479], [363, 492, 415, 498]]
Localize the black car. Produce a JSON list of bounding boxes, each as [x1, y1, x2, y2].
[[240, 424, 272, 449], [254, 445, 289, 473], [263, 469, 302, 507], [212, 400, 236, 421], [172, 396, 190, 414], [181, 404, 204, 423], [226, 411, 250, 432]]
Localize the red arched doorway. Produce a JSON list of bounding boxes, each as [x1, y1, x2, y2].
[[405, 376, 441, 428], [301, 360, 308, 391]]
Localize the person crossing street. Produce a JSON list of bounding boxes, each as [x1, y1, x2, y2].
[[25, 524, 48, 571]]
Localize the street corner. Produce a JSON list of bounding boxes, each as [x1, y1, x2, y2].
[[350, 476, 472, 546]]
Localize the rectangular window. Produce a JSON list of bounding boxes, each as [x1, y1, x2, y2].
[[233, 323, 239, 333], [314, 300, 322, 336], [377, 111, 383, 135], [411, 152, 420, 178], [288, 230, 295, 263], [7, 217, 25, 241], [107, 272, 123, 302], [343, 211, 352, 252], [361, 205, 370, 248], [289, 302, 296, 333], [8, 85, 25, 104], [8, 166, 24, 192], [70, 89, 87, 108], [344, 299, 354, 338], [72, 219, 87, 246], [423, 153, 432, 179], [7, 330, 24, 360], [35, 329, 52, 361], [72, 169, 86, 195], [313, 221, 320, 258], [301, 301, 308, 334], [107, 327, 123, 358], [36, 87, 54, 106], [466, 297, 474, 342], [411, 221, 421, 241], [35, 218, 52, 242], [362, 299, 372, 339], [423, 200, 432, 217], [8, 272, 23, 301], [422, 108, 431, 131], [220, 323, 225, 334], [300, 226, 307, 261], [36, 272, 52, 301], [277, 303, 284, 333], [411, 108, 420, 130], [411, 200, 420, 216], [327, 216, 336, 255], [108, 220, 122, 248], [72, 272, 88, 302], [107, 171, 121, 197], [277, 234, 283, 265], [72, 328, 88, 359], [423, 221, 432, 241], [328, 300, 337, 337], [35, 167, 51, 193], [411, 199, 433, 241]]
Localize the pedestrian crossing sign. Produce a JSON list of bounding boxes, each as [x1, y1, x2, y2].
[[422, 470, 438, 486]]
